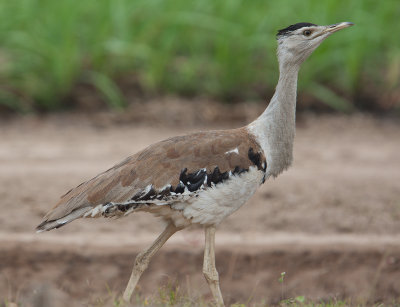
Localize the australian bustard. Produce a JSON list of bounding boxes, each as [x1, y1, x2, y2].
[[37, 22, 353, 305]]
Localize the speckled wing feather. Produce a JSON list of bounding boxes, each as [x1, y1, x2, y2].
[[37, 127, 266, 231]]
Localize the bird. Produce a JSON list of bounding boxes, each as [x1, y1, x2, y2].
[[37, 21, 353, 305]]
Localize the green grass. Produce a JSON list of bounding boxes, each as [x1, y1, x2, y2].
[[92, 286, 399, 307], [103, 289, 399, 307], [0, 0, 399, 112], [3, 285, 400, 307], [93, 279, 399, 307]]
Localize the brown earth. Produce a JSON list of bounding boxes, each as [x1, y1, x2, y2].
[[0, 109, 399, 306]]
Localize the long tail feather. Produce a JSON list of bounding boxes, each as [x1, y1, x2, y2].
[[36, 207, 91, 232]]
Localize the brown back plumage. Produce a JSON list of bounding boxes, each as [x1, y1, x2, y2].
[[38, 127, 265, 229]]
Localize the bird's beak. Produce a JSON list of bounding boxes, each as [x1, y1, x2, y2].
[[324, 22, 354, 34]]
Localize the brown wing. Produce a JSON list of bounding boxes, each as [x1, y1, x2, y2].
[[37, 127, 266, 231]]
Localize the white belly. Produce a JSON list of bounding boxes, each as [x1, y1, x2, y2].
[[172, 166, 264, 226]]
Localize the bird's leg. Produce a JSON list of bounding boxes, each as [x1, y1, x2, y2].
[[203, 225, 224, 306], [123, 223, 181, 302]]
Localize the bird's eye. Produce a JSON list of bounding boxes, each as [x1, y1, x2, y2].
[[303, 30, 312, 36]]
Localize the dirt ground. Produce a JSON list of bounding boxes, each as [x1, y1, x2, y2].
[[0, 109, 399, 306]]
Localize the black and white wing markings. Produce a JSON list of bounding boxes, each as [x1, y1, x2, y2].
[[86, 147, 266, 218], [248, 147, 267, 183]]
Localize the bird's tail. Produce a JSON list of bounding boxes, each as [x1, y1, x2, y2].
[[36, 207, 91, 233]]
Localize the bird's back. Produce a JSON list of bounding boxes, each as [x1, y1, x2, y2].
[[37, 127, 266, 231]]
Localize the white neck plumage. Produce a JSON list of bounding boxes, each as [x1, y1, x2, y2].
[[247, 60, 299, 178]]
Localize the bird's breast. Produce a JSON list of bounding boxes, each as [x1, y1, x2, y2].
[[172, 166, 264, 226]]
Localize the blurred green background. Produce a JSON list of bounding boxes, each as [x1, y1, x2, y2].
[[0, 0, 399, 113]]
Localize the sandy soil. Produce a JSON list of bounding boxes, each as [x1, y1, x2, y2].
[[0, 112, 399, 306]]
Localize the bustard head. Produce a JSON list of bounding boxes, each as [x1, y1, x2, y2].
[[276, 22, 354, 67]]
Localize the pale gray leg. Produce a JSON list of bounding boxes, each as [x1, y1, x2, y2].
[[203, 226, 225, 306], [123, 223, 180, 302]]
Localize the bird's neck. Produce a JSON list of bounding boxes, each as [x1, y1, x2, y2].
[[247, 61, 299, 178]]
